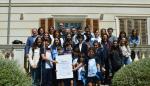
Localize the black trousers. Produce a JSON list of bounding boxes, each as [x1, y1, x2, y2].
[[41, 68, 53, 86]]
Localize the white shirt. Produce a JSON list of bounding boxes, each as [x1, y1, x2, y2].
[[73, 58, 78, 65], [45, 50, 53, 69], [78, 66, 85, 80], [91, 36, 101, 43], [88, 58, 97, 77], [79, 43, 82, 52], [72, 34, 86, 44], [120, 45, 131, 57], [28, 48, 40, 67]]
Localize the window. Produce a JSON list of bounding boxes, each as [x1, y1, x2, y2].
[[56, 22, 82, 29], [119, 18, 148, 45]]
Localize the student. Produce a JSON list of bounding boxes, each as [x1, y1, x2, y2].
[[100, 28, 107, 37], [37, 27, 45, 37], [48, 26, 55, 45], [93, 41, 104, 85], [63, 41, 73, 54], [73, 52, 85, 86], [129, 29, 140, 61], [118, 31, 128, 43], [119, 37, 132, 65], [86, 47, 99, 86], [41, 39, 56, 86], [51, 38, 64, 59], [73, 35, 88, 57], [129, 29, 140, 47], [63, 37, 73, 86], [72, 47, 80, 86], [51, 38, 64, 86], [72, 27, 86, 45], [107, 28, 117, 43], [101, 33, 112, 85], [53, 30, 64, 47], [84, 27, 93, 48], [42, 32, 50, 41], [27, 36, 44, 86], [71, 27, 77, 37], [109, 40, 123, 77]]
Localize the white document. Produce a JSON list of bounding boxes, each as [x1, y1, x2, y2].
[[56, 54, 73, 79]]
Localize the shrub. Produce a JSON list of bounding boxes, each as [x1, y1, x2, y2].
[[112, 58, 150, 86], [0, 58, 31, 86]]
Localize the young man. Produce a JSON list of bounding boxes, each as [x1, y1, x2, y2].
[[107, 28, 117, 43]]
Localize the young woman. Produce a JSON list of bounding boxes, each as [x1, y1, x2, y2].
[[63, 41, 73, 54], [27, 36, 44, 86], [73, 52, 86, 86], [109, 40, 123, 77], [93, 41, 104, 85], [42, 32, 50, 41], [100, 28, 107, 37], [53, 30, 64, 46], [73, 34, 88, 57], [51, 38, 64, 86], [101, 33, 112, 85], [118, 31, 128, 43], [72, 47, 80, 86], [51, 38, 64, 59], [129, 29, 140, 61], [129, 29, 140, 47], [38, 27, 45, 37], [119, 37, 132, 65], [41, 38, 55, 86], [86, 47, 99, 86]]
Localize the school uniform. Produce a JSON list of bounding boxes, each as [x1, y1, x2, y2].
[[87, 57, 98, 84], [41, 48, 53, 86], [73, 42, 88, 56], [51, 45, 71, 86]]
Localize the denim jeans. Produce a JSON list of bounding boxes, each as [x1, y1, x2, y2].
[[31, 67, 41, 86], [124, 56, 132, 65]]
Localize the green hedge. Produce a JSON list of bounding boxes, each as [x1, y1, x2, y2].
[[112, 58, 150, 86], [0, 58, 31, 86]]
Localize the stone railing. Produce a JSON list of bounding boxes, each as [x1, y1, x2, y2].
[[130, 45, 150, 61], [0, 44, 26, 71], [0, 44, 150, 73]]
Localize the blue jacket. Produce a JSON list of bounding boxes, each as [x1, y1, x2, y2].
[[129, 36, 140, 47], [24, 36, 37, 54]]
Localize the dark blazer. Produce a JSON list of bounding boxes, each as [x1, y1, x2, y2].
[[73, 42, 88, 56]]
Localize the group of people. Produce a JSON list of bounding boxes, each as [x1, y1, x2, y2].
[[25, 24, 140, 86]]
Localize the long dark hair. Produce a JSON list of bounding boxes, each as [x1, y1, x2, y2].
[[38, 27, 45, 35], [131, 29, 139, 40], [119, 37, 129, 47], [118, 31, 128, 43], [32, 36, 43, 50], [53, 30, 61, 38], [111, 40, 120, 51]]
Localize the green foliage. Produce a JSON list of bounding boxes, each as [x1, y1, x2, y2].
[[0, 58, 31, 86], [112, 58, 150, 86]]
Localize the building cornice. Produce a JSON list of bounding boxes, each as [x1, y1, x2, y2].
[[0, 3, 150, 8]]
